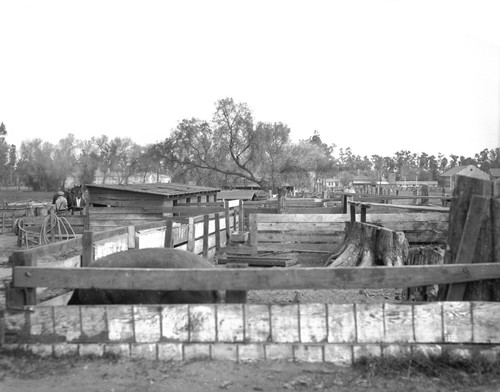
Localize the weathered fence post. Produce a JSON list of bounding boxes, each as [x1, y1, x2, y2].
[[203, 214, 209, 259], [238, 200, 244, 231], [277, 187, 286, 214], [82, 230, 94, 267], [441, 174, 498, 301], [7, 251, 37, 307], [164, 218, 173, 248], [127, 225, 136, 249], [350, 202, 356, 224], [214, 213, 221, 249], [361, 204, 369, 223], [224, 201, 231, 239], [187, 217, 195, 252], [249, 213, 258, 256], [342, 194, 348, 214]]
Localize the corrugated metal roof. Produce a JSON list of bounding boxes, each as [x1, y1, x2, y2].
[[86, 183, 220, 197]]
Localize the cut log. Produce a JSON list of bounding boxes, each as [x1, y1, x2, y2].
[[325, 222, 409, 268], [402, 246, 445, 301]]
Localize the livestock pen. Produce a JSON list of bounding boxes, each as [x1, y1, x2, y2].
[[1, 175, 499, 365]]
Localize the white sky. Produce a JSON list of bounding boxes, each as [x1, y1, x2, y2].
[[1, 0, 499, 159]]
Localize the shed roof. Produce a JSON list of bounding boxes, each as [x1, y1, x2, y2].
[[440, 165, 469, 177], [86, 183, 220, 198], [440, 165, 490, 180], [217, 190, 257, 201], [490, 168, 500, 178]]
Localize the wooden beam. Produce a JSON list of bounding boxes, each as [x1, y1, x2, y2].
[[359, 202, 449, 213], [13, 263, 500, 291]]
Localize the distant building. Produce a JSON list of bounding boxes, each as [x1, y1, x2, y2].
[[438, 165, 490, 189], [490, 168, 500, 181]]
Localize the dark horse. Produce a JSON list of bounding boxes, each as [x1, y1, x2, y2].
[[52, 185, 87, 214]]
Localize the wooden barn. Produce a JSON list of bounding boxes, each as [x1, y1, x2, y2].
[[85, 183, 220, 208]]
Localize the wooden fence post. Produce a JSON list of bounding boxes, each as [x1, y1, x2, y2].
[[203, 214, 209, 258], [446, 194, 489, 300], [8, 251, 37, 307], [342, 194, 348, 214], [164, 218, 173, 248], [214, 213, 221, 249], [127, 225, 135, 249], [225, 263, 248, 303], [225, 201, 230, 239], [187, 217, 195, 252], [84, 203, 90, 231], [82, 230, 94, 267], [350, 203, 356, 224], [361, 204, 369, 223], [249, 214, 258, 256], [238, 200, 244, 231], [441, 174, 497, 301]]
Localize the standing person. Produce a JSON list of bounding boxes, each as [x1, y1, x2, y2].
[[55, 191, 68, 212]]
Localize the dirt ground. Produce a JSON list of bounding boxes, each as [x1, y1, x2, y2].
[[1, 350, 499, 392], [1, 234, 500, 391]]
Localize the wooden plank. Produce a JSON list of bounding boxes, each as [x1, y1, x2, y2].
[[91, 227, 129, 242], [360, 202, 449, 213], [218, 257, 296, 267], [13, 263, 500, 291], [446, 195, 490, 300], [9, 237, 83, 259], [258, 222, 347, 232], [256, 214, 352, 223], [257, 232, 343, 243], [257, 243, 337, 252]]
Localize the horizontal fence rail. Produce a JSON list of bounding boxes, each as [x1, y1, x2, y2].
[[13, 263, 500, 291]]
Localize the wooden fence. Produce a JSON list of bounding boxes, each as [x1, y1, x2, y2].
[[248, 211, 449, 256]]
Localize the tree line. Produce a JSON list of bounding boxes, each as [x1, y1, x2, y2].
[[0, 98, 499, 192]]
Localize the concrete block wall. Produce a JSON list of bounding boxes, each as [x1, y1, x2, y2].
[[2, 302, 500, 364]]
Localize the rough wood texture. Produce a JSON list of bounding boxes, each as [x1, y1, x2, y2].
[[325, 222, 408, 268], [403, 246, 444, 301], [441, 175, 499, 301]]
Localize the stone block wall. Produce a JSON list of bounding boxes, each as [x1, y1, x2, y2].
[[2, 302, 500, 364]]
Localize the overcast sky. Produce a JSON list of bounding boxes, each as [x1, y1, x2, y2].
[[1, 0, 499, 159]]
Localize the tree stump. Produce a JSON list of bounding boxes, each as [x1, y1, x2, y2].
[[325, 222, 408, 268], [402, 246, 444, 301]]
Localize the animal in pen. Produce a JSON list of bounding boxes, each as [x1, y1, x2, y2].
[[68, 248, 222, 305]]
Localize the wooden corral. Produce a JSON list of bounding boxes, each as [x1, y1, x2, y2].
[[248, 211, 449, 263]]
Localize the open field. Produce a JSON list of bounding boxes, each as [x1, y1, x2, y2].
[[1, 190, 54, 205]]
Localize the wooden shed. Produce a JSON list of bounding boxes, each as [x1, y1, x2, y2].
[[84, 183, 221, 231], [86, 183, 221, 208]]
